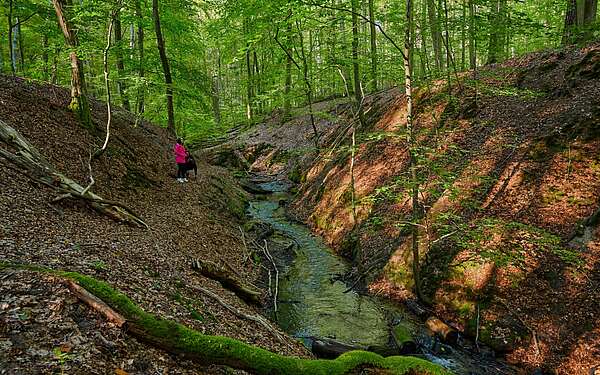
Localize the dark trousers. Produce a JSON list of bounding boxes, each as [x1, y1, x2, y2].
[[177, 163, 186, 179]]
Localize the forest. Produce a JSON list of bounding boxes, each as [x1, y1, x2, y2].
[[0, 0, 599, 374], [1, 0, 597, 140]]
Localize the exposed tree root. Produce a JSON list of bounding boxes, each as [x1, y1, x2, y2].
[[0, 120, 148, 228]]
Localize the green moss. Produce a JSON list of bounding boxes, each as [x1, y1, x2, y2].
[[392, 324, 413, 345], [1, 264, 449, 375]]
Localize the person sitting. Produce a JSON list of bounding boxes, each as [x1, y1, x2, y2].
[[173, 138, 188, 183]]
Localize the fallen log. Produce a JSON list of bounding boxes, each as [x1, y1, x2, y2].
[[391, 323, 417, 354], [0, 120, 148, 228], [191, 258, 262, 305], [425, 317, 458, 345], [59, 270, 449, 375], [309, 337, 365, 359]]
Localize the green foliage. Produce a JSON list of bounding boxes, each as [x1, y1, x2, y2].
[[434, 215, 582, 268], [0, 0, 580, 143]]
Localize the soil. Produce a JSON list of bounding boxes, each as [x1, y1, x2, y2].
[[0, 74, 309, 374], [231, 43, 600, 374]]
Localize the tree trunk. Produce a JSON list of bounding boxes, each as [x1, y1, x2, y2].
[[245, 46, 253, 122], [52, 0, 93, 129], [404, 0, 423, 301], [427, 0, 443, 71], [135, 0, 145, 124], [152, 0, 175, 135], [17, 19, 24, 72], [211, 50, 221, 126], [583, 0, 598, 40], [351, 0, 365, 128], [563, 0, 578, 45], [468, 0, 476, 69], [8, 0, 15, 75], [487, 0, 507, 64], [283, 22, 293, 122], [368, 0, 378, 92], [114, 11, 131, 111], [43, 34, 49, 80], [461, 0, 466, 70]]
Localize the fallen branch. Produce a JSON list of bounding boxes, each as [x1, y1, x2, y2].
[[262, 240, 279, 313], [0, 120, 148, 228], [66, 280, 126, 327], [191, 258, 262, 305], [190, 284, 288, 345]]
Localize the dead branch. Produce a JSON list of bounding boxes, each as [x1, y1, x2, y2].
[[189, 284, 287, 344], [0, 120, 148, 228], [191, 258, 262, 305], [262, 240, 279, 313], [66, 280, 126, 327]]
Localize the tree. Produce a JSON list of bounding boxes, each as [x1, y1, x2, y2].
[[563, 0, 598, 44], [52, 0, 93, 129], [351, 0, 365, 127], [114, 9, 131, 111], [404, 0, 423, 301], [367, 0, 378, 92], [152, 0, 175, 135]]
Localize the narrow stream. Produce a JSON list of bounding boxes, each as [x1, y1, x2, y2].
[[246, 182, 516, 375]]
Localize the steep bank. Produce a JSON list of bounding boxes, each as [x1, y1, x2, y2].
[[0, 74, 309, 373], [229, 43, 600, 373]]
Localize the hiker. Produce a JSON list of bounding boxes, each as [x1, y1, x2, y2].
[[173, 138, 188, 183]]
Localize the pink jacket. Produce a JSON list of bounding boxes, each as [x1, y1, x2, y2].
[[173, 143, 187, 164]]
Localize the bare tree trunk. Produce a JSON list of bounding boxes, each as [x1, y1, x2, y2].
[[152, 0, 175, 135], [368, 0, 378, 92], [8, 0, 15, 75], [245, 46, 254, 122], [135, 0, 145, 126], [468, 0, 476, 69], [427, 0, 443, 71], [351, 0, 366, 127], [114, 11, 131, 111], [283, 23, 293, 122], [404, 0, 423, 301], [52, 0, 93, 129], [43, 34, 49, 80], [563, 0, 578, 44], [211, 50, 222, 126], [97, 11, 115, 158]]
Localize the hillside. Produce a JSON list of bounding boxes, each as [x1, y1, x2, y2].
[[0, 74, 313, 373], [228, 43, 600, 373]]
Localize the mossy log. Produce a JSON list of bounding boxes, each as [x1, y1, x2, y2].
[[67, 272, 449, 375], [391, 323, 417, 354], [0, 264, 450, 375], [425, 317, 458, 345], [191, 258, 262, 305]]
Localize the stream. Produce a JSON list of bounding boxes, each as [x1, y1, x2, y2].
[[246, 179, 516, 375]]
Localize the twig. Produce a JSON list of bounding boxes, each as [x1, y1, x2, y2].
[[189, 284, 287, 344], [475, 302, 480, 352], [262, 240, 279, 313]]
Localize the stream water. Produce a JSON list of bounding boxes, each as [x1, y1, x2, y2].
[[246, 181, 516, 375]]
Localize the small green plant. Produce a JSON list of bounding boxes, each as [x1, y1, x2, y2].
[[53, 347, 73, 375], [90, 260, 107, 272]]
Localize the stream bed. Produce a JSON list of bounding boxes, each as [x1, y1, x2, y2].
[[246, 181, 516, 375]]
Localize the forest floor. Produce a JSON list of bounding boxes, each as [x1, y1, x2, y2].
[[0, 75, 309, 374], [231, 43, 600, 374]]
